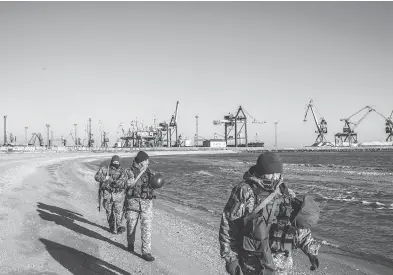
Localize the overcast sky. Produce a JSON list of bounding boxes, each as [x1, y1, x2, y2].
[[1, 2, 393, 148]]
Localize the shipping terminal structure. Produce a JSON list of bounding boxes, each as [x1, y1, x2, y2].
[[1, 100, 393, 149]]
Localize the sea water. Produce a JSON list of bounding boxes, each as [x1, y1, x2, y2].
[[89, 151, 393, 268]]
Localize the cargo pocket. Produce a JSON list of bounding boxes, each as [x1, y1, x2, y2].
[[243, 236, 263, 253]]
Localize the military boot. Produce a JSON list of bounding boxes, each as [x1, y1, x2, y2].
[[117, 226, 125, 234], [142, 253, 155, 262]]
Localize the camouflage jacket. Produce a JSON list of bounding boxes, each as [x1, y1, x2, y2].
[[125, 161, 156, 199], [94, 164, 128, 192], [219, 169, 320, 264]]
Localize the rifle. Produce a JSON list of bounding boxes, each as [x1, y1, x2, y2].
[[98, 186, 102, 212], [98, 165, 110, 212]]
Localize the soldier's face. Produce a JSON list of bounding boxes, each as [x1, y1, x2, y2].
[[258, 173, 282, 190], [262, 173, 281, 181], [140, 159, 149, 169], [112, 160, 120, 168]]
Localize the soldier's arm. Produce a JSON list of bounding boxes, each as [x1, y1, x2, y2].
[[125, 168, 135, 189], [113, 168, 128, 189], [296, 228, 320, 257], [219, 185, 254, 264], [94, 167, 106, 183]]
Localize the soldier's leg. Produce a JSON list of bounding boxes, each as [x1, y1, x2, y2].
[[102, 192, 115, 231], [125, 210, 140, 249], [273, 252, 294, 275], [140, 200, 153, 255], [113, 192, 126, 233]]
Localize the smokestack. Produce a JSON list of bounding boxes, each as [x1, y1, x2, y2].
[[88, 118, 92, 148], [46, 124, 50, 148], [195, 115, 199, 147], [3, 115, 7, 145], [25, 127, 28, 145], [74, 124, 77, 146]]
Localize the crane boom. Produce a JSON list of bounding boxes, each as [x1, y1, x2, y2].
[[341, 106, 373, 122], [174, 101, 179, 124], [304, 100, 321, 133], [372, 109, 389, 121], [352, 107, 374, 131]]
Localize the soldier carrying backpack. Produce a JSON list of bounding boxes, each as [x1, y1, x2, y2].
[[219, 152, 320, 275]]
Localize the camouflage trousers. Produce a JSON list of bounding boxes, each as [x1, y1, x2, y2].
[[124, 198, 153, 254], [240, 252, 293, 275], [102, 190, 125, 233]]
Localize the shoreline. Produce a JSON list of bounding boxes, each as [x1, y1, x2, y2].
[[0, 152, 392, 274], [84, 154, 393, 273], [1, 144, 393, 155]]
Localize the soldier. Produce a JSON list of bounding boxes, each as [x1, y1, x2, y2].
[[124, 151, 156, 262], [219, 152, 320, 275], [95, 155, 128, 234]]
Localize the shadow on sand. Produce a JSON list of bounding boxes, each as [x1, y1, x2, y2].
[[40, 238, 131, 275], [36, 202, 148, 261], [36, 203, 125, 251], [37, 202, 108, 231]]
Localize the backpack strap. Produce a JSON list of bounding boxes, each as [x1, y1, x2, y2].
[[244, 180, 283, 221]]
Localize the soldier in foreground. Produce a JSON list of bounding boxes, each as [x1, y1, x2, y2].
[[95, 155, 128, 234], [219, 152, 320, 275], [124, 151, 164, 262]]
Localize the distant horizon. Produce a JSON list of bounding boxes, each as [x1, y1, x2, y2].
[[1, 2, 392, 148]]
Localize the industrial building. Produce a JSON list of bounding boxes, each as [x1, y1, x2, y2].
[[203, 139, 227, 148]]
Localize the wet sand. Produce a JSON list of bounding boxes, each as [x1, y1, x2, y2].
[[0, 151, 391, 275]]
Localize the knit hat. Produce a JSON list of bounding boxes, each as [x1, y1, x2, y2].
[[111, 155, 120, 163], [135, 151, 149, 163], [251, 152, 283, 176]]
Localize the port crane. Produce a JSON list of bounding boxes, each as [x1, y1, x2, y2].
[[213, 105, 248, 147], [303, 99, 332, 146], [158, 101, 180, 147], [98, 120, 109, 148], [213, 105, 264, 147], [334, 106, 375, 146], [387, 110, 393, 142], [28, 133, 44, 146], [372, 109, 393, 142]]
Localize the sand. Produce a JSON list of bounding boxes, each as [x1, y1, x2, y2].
[[0, 151, 392, 275]]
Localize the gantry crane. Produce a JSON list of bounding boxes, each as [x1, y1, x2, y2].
[[334, 106, 375, 146], [213, 105, 265, 147], [303, 99, 332, 146], [28, 133, 44, 146], [372, 109, 393, 142]]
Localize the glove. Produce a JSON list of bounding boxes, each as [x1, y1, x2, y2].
[[101, 177, 113, 190], [309, 255, 319, 271], [225, 259, 243, 275]]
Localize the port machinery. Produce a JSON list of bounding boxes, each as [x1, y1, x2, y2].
[[303, 99, 333, 147], [115, 101, 180, 148], [213, 105, 266, 147], [28, 133, 44, 146], [334, 106, 375, 146], [157, 101, 180, 147], [371, 109, 393, 142], [386, 110, 393, 142]]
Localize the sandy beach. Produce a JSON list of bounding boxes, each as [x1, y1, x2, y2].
[[0, 151, 392, 275]]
